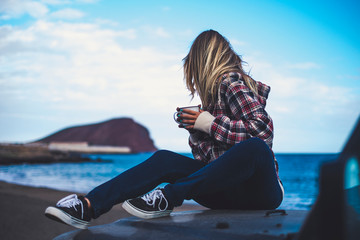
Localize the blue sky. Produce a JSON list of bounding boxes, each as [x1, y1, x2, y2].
[[0, 0, 359, 153]]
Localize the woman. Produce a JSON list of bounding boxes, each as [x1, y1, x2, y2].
[[45, 30, 284, 229]]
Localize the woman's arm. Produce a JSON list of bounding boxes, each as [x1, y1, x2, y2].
[[210, 82, 273, 147], [177, 80, 273, 147]]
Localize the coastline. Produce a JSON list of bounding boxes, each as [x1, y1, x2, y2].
[[0, 143, 92, 165], [0, 180, 206, 240]]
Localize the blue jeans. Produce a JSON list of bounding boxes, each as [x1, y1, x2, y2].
[[86, 138, 283, 219]]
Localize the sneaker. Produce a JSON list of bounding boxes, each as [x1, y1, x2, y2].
[[44, 194, 91, 229], [122, 188, 173, 219]]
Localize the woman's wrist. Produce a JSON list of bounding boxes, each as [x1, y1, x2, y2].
[[193, 111, 215, 134]]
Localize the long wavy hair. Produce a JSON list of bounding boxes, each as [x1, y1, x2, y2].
[[183, 30, 258, 107]]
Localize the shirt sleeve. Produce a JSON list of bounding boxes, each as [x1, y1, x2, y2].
[[209, 81, 274, 147], [188, 131, 214, 161]]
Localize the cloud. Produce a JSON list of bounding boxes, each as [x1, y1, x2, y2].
[[0, 20, 189, 130], [155, 27, 170, 38], [41, 0, 98, 5], [229, 38, 246, 47], [0, 0, 98, 20], [94, 18, 119, 27], [1, 19, 195, 148], [336, 74, 360, 81], [40, 0, 72, 5], [75, 0, 99, 3], [161, 6, 171, 12], [50, 8, 85, 19], [0, 0, 49, 19], [142, 26, 171, 39], [286, 62, 321, 70], [250, 59, 355, 116], [247, 56, 360, 152]]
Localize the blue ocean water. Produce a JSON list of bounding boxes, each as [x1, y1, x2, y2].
[[0, 153, 338, 210]]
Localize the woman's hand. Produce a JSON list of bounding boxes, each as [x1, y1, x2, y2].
[[176, 105, 203, 131]]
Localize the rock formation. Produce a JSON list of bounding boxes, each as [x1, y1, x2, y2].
[[36, 118, 157, 153]]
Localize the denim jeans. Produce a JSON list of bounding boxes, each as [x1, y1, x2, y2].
[[86, 137, 283, 219]]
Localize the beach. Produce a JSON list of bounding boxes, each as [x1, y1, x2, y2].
[[0, 153, 336, 239], [0, 181, 206, 240]]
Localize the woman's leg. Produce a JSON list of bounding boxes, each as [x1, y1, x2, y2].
[[164, 138, 283, 210], [86, 150, 205, 218]]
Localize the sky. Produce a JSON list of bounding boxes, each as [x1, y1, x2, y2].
[[0, 0, 359, 153]]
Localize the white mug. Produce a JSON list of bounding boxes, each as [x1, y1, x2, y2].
[[173, 105, 200, 126]]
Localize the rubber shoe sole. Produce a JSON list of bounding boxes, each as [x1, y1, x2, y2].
[[122, 200, 172, 219], [44, 206, 90, 229]]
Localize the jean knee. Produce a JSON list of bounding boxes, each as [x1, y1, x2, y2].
[[247, 138, 272, 156], [248, 137, 267, 147], [146, 150, 175, 166]]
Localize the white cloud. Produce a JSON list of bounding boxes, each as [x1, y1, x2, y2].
[[142, 26, 171, 39], [247, 57, 359, 152], [50, 8, 85, 19], [251, 59, 355, 116], [229, 38, 246, 47], [0, 0, 49, 19], [154, 27, 170, 38], [40, 0, 98, 5], [0, 19, 192, 147], [161, 6, 171, 12], [286, 62, 321, 70], [75, 0, 99, 3], [94, 18, 119, 27], [40, 0, 72, 5], [336, 74, 360, 81], [0, 0, 98, 20]]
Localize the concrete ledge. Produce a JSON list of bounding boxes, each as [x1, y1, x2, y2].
[[54, 209, 308, 240]]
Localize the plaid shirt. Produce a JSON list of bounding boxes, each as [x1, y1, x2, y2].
[[189, 72, 274, 164]]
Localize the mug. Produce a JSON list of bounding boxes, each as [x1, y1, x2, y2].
[[173, 105, 200, 126]]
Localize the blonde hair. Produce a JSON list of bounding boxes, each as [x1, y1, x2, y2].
[[183, 30, 258, 107]]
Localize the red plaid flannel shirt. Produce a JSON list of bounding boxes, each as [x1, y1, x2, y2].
[[189, 72, 274, 163]]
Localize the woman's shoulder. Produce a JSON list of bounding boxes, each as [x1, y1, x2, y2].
[[220, 72, 248, 93], [220, 72, 242, 83]]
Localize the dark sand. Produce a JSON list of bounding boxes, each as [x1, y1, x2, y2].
[[0, 181, 206, 240]]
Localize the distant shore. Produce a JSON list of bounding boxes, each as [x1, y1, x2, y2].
[[0, 180, 207, 240], [0, 143, 92, 165]]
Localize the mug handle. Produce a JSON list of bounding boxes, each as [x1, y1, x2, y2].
[[173, 111, 180, 124]]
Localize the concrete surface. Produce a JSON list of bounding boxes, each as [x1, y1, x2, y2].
[[54, 209, 308, 240]]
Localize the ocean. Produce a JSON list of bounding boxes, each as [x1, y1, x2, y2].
[[0, 153, 338, 210]]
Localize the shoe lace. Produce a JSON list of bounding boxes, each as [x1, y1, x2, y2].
[[141, 189, 168, 211], [56, 194, 84, 219]]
